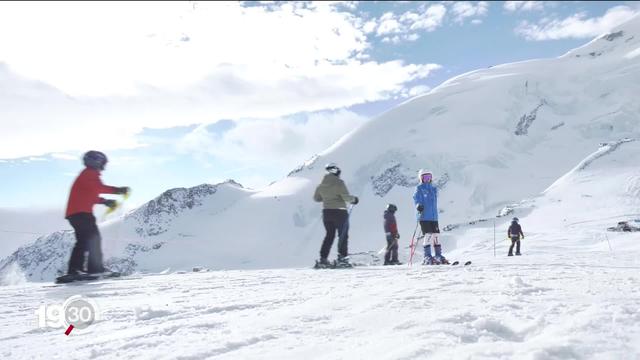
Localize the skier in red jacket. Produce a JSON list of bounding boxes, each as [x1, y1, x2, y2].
[[64, 151, 129, 275]]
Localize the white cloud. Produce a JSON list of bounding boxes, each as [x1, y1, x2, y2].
[[377, 12, 403, 35], [407, 85, 431, 97], [50, 153, 78, 161], [0, 2, 442, 159], [370, 4, 447, 44], [405, 4, 447, 32], [504, 1, 545, 13], [0, 61, 440, 158], [405, 33, 420, 42], [382, 34, 422, 44], [451, 1, 489, 24], [176, 110, 368, 169], [362, 20, 377, 34], [0, 2, 372, 97], [515, 6, 640, 41], [20, 157, 48, 163], [471, 19, 483, 25]]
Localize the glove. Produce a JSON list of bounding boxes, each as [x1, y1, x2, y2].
[[351, 196, 359, 205], [416, 204, 424, 213], [115, 186, 130, 195], [102, 199, 118, 210], [394, 233, 400, 240]]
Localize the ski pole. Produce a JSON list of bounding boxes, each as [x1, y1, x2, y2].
[[493, 219, 496, 257], [103, 191, 131, 221], [338, 204, 355, 257], [408, 221, 420, 266]]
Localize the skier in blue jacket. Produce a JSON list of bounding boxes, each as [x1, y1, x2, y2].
[[413, 169, 449, 265]]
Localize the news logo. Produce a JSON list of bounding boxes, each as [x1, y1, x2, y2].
[[36, 295, 101, 335]]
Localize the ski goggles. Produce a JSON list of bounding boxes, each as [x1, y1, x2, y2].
[[421, 173, 433, 183]]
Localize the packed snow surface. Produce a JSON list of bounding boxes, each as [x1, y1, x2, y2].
[[1, 251, 639, 359]]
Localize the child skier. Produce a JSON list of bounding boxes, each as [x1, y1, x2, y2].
[[64, 151, 129, 276], [383, 204, 401, 265], [413, 169, 449, 265], [507, 217, 525, 256]]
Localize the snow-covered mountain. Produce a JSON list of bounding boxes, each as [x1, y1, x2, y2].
[[3, 16, 640, 282]]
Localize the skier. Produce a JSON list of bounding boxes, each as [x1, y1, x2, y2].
[[383, 204, 402, 265], [413, 169, 449, 265], [313, 163, 359, 268], [64, 151, 129, 276], [507, 217, 525, 256]]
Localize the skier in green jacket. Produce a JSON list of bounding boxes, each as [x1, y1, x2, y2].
[[313, 163, 359, 268]]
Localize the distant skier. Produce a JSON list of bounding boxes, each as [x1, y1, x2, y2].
[[64, 151, 129, 276], [413, 170, 448, 265], [313, 163, 359, 268], [507, 217, 524, 256], [383, 204, 402, 265]]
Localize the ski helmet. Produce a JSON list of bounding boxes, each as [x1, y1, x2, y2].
[[418, 169, 433, 183], [83, 151, 108, 170], [325, 162, 341, 176], [386, 204, 398, 213], [512, 217, 519, 223]]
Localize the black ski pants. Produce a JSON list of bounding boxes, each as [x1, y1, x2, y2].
[[508, 236, 521, 255], [67, 213, 105, 273], [385, 235, 399, 263], [320, 209, 349, 259]]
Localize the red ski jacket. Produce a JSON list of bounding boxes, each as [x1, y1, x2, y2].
[[65, 168, 118, 218]]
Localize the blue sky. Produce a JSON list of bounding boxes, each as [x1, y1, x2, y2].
[[1, 1, 639, 211]]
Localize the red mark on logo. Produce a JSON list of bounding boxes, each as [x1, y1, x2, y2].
[[65, 325, 74, 336]]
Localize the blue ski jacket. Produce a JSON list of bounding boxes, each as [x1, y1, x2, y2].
[[413, 183, 438, 221]]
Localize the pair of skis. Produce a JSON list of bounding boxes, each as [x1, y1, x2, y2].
[[55, 271, 122, 284], [449, 260, 472, 266], [408, 222, 471, 266], [313, 259, 354, 269]]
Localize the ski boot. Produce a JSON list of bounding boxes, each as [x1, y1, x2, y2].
[[515, 252, 521, 256], [422, 256, 439, 265], [314, 258, 333, 269], [390, 260, 403, 265], [89, 267, 120, 277], [434, 245, 449, 265], [67, 268, 89, 276], [383, 253, 392, 265], [335, 255, 353, 268], [422, 244, 435, 265]]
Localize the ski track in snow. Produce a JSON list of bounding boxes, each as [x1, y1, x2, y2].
[[1, 252, 639, 360]]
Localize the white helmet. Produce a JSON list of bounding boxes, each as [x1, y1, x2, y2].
[[418, 169, 433, 183], [325, 163, 341, 175]]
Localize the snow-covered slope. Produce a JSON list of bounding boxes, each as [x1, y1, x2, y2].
[[2, 253, 640, 359], [447, 138, 640, 262], [3, 16, 640, 281]]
